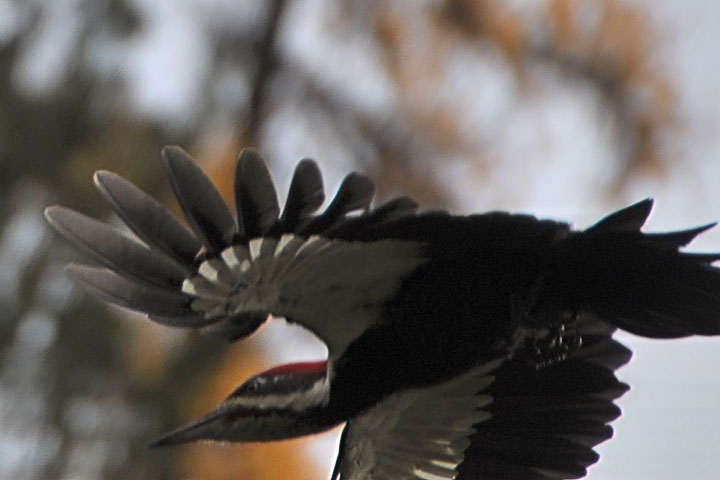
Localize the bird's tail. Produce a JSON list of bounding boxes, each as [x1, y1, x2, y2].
[[539, 199, 720, 338]]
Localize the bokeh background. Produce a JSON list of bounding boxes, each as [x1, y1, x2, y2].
[[1, 0, 719, 478]]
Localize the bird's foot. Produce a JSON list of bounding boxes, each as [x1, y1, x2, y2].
[[528, 320, 583, 369], [509, 274, 583, 369]]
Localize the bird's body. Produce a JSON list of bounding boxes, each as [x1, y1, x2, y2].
[[45, 146, 720, 479]]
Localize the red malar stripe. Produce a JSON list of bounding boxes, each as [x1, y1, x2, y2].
[[261, 360, 327, 377]]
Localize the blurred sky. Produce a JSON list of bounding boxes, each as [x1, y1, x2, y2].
[[2, 0, 720, 479]]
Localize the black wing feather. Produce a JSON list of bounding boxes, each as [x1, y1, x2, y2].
[[326, 196, 418, 237], [586, 198, 653, 232], [301, 172, 375, 235], [647, 223, 717, 247], [277, 158, 325, 233], [234, 148, 280, 239], [457, 317, 631, 480], [162, 145, 237, 254]]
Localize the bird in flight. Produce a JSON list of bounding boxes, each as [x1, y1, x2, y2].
[[45, 146, 720, 479]]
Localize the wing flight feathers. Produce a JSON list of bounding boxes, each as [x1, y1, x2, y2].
[[162, 146, 237, 255], [94, 170, 201, 266], [46, 146, 420, 343], [234, 148, 281, 239]]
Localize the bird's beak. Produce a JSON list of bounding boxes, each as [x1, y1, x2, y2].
[[149, 409, 227, 448]]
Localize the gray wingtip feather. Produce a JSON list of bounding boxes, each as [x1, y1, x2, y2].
[[93, 169, 113, 187], [45, 206, 104, 251], [65, 263, 196, 318], [161, 145, 188, 163], [44, 205, 75, 232], [45, 205, 189, 287], [92, 170, 201, 264]]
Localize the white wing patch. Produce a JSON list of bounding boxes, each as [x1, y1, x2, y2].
[[339, 358, 505, 480], [182, 234, 425, 358]]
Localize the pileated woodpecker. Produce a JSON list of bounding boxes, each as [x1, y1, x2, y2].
[[45, 146, 720, 479]]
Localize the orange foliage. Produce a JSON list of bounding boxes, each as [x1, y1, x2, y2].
[[372, 7, 470, 156], [546, 0, 674, 172], [370, 0, 676, 192], [201, 136, 247, 204], [125, 320, 175, 386], [376, 0, 675, 177]]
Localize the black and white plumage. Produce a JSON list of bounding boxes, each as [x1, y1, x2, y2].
[[45, 146, 720, 479], [149, 317, 630, 479], [337, 321, 630, 480]]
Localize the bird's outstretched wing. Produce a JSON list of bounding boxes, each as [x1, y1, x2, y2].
[[331, 358, 504, 480], [456, 316, 631, 480], [45, 146, 421, 354], [333, 316, 631, 480]]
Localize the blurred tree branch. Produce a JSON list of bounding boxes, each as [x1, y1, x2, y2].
[[247, 0, 287, 143]]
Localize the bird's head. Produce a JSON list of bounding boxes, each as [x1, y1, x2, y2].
[[150, 360, 334, 447]]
